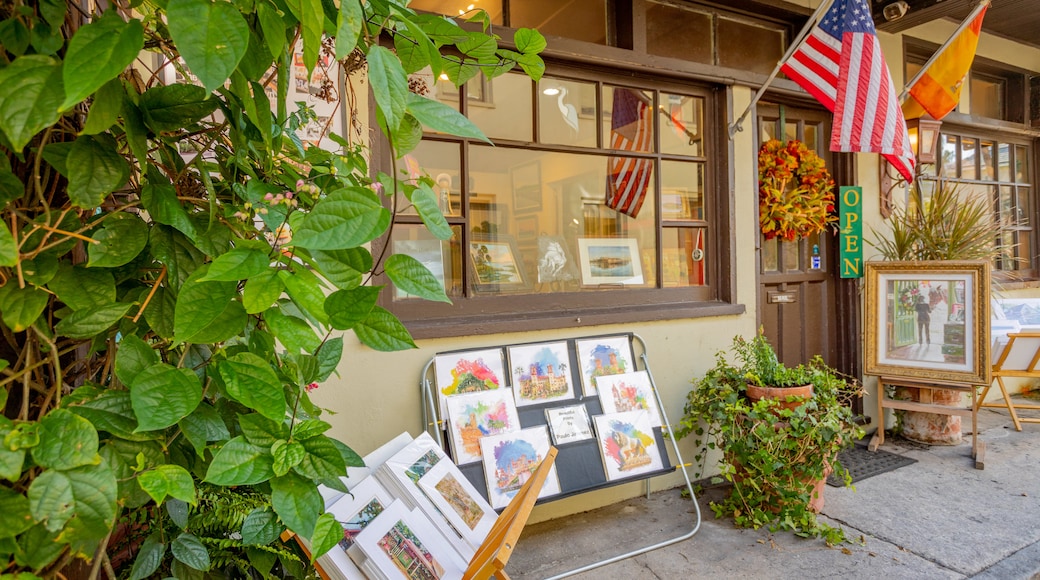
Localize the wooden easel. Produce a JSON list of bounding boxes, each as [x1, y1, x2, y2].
[[284, 446, 558, 580], [979, 331, 1040, 431], [463, 445, 559, 580]]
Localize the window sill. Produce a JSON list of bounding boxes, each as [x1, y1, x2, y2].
[[404, 300, 746, 340]]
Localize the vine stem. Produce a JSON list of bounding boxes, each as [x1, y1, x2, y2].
[[133, 266, 166, 323]]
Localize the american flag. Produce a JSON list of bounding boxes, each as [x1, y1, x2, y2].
[[780, 0, 915, 182], [606, 88, 654, 218]]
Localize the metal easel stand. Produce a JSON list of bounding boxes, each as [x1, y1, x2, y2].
[[418, 334, 703, 579]]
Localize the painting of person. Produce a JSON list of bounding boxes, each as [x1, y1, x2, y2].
[[915, 294, 933, 345]]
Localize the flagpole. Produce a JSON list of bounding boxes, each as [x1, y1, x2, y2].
[[728, 0, 835, 138], [899, 0, 990, 103]]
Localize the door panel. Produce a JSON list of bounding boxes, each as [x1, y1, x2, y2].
[[756, 105, 840, 369]]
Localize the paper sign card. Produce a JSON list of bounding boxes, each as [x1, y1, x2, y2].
[[479, 426, 561, 509], [352, 500, 467, 580], [435, 348, 507, 415], [417, 460, 497, 550], [544, 405, 594, 445], [575, 335, 635, 396], [596, 371, 662, 427], [445, 389, 521, 465], [506, 341, 576, 406], [593, 410, 664, 482]]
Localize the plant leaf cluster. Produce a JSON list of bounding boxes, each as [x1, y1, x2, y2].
[[675, 333, 866, 545], [0, 0, 545, 577]]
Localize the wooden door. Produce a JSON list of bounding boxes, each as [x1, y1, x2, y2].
[[756, 105, 841, 369]]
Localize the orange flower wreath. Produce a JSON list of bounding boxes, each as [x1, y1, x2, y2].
[[757, 139, 837, 241]]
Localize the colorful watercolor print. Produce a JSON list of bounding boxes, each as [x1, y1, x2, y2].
[[446, 389, 520, 464], [575, 336, 633, 396], [594, 411, 663, 481], [435, 348, 505, 399], [405, 449, 441, 484], [597, 371, 662, 426], [479, 427, 560, 509], [508, 341, 575, 406], [377, 520, 445, 579], [338, 498, 384, 551], [434, 473, 486, 530]]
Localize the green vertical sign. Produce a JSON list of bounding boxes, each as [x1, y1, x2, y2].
[[839, 186, 863, 278]]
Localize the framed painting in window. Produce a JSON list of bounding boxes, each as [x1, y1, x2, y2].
[[469, 236, 527, 293], [511, 161, 542, 213], [864, 261, 991, 385], [577, 238, 644, 286]]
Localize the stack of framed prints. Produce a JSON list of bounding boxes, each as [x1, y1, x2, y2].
[[425, 334, 673, 509]]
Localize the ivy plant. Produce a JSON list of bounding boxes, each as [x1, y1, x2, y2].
[[0, 0, 544, 577]]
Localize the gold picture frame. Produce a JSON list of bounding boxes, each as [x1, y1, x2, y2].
[[864, 261, 991, 385]]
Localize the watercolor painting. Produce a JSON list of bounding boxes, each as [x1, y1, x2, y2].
[[479, 427, 561, 509], [337, 497, 385, 552], [435, 348, 506, 415], [575, 335, 635, 396], [597, 371, 662, 427], [594, 410, 664, 481], [577, 238, 644, 286], [507, 341, 575, 406], [354, 500, 468, 580], [377, 519, 446, 579], [417, 460, 497, 552], [405, 449, 441, 484], [323, 476, 396, 577], [445, 389, 521, 465]]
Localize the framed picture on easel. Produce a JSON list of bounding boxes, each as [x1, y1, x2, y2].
[[864, 261, 991, 385]]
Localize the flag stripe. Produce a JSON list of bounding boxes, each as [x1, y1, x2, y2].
[[607, 88, 654, 218]]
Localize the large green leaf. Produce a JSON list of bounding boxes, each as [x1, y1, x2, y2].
[[390, 113, 423, 157], [0, 486, 32, 539], [309, 512, 342, 561], [47, 265, 116, 310], [0, 284, 49, 332], [178, 403, 230, 457], [0, 55, 64, 152], [199, 247, 271, 281], [335, 0, 363, 59], [241, 508, 281, 545], [114, 334, 158, 387], [141, 181, 197, 239], [385, 253, 451, 303], [270, 472, 321, 538], [292, 187, 390, 250], [31, 409, 99, 471], [406, 91, 490, 143], [53, 302, 133, 339], [243, 269, 284, 314], [366, 45, 409, 133], [140, 83, 218, 133], [0, 220, 16, 266], [514, 28, 548, 55], [69, 390, 143, 440], [181, 299, 247, 344], [239, 414, 288, 447], [285, 0, 323, 75], [138, 464, 196, 505], [257, 2, 286, 60], [0, 154, 24, 206], [81, 77, 124, 135], [61, 11, 144, 109], [100, 439, 162, 509], [15, 523, 64, 571], [293, 436, 345, 482], [353, 306, 417, 351], [279, 268, 330, 326], [323, 286, 381, 330], [309, 248, 371, 289], [272, 440, 305, 476], [410, 183, 453, 240], [63, 459, 119, 546], [171, 532, 211, 571], [264, 307, 321, 354], [128, 535, 166, 580], [174, 267, 237, 343], [166, 0, 250, 92], [130, 363, 203, 432], [87, 212, 149, 267], [67, 133, 130, 209], [314, 336, 343, 382], [219, 353, 287, 422], [27, 470, 74, 532], [204, 436, 275, 486]]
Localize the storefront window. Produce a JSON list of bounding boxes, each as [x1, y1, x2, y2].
[[382, 71, 718, 336]]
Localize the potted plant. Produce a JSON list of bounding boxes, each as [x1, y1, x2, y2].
[[758, 139, 838, 241], [675, 332, 865, 545]]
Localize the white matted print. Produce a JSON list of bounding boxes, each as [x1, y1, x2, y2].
[[479, 426, 561, 510], [596, 371, 662, 427], [417, 460, 497, 550], [324, 476, 395, 577], [575, 335, 635, 396], [507, 341, 575, 406], [577, 238, 644, 286], [444, 389, 521, 465], [352, 499, 467, 580], [544, 404, 594, 445], [435, 348, 507, 415], [593, 410, 664, 481]]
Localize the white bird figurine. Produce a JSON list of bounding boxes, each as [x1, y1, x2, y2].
[[557, 87, 579, 132]]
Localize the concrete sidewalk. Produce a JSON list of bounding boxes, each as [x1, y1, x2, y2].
[[507, 406, 1040, 579]]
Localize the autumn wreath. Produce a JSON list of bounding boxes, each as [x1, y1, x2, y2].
[[758, 139, 837, 241]]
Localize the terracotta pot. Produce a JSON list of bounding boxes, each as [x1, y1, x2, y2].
[[727, 452, 832, 514], [746, 383, 814, 410]]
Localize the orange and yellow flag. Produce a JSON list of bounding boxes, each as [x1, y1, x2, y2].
[[903, 5, 988, 121]]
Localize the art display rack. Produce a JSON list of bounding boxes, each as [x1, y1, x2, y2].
[[420, 333, 702, 579]]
